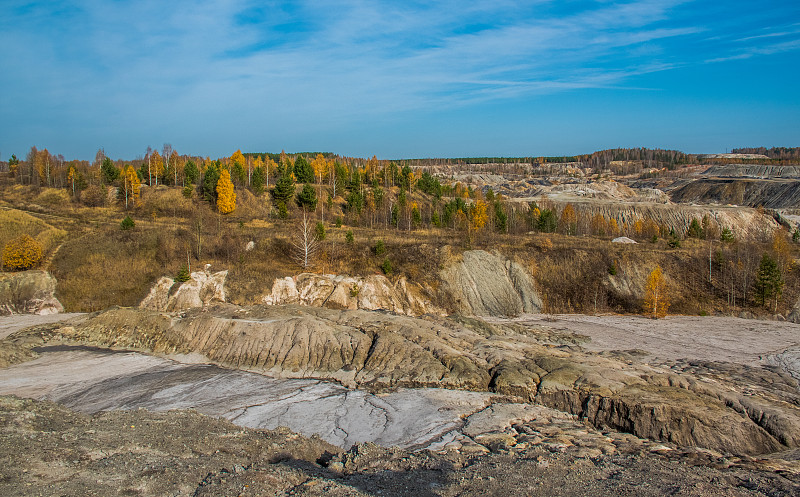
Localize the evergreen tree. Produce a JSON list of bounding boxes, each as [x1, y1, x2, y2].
[[494, 202, 508, 233], [296, 183, 318, 211], [184, 160, 199, 185], [202, 163, 221, 203], [538, 209, 557, 233], [100, 157, 119, 185], [272, 171, 295, 206], [251, 166, 266, 195], [755, 253, 783, 311], [687, 218, 703, 238], [293, 155, 314, 183]]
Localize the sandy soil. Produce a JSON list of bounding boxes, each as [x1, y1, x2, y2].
[[0, 313, 85, 340], [492, 314, 800, 366]]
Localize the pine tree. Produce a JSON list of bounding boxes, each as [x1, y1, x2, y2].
[[251, 166, 266, 195], [272, 171, 295, 206], [755, 253, 783, 311], [216, 169, 236, 214], [100, 157, 119, 185], [293, 155, 314, 183], [296, 183, 318, 211], [202, 163, 221, 203], [184, 160, 199, 185], [643, 265, 670, 318]]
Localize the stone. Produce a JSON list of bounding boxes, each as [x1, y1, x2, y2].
[[140, 270, 228, 312], [0, 271, 64, 315]]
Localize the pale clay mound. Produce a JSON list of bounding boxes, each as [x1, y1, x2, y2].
[[0, 270, 64, 316], [139, 269, 227, 312], [262, 272, 441, 316], [6, 305, 800, 456]]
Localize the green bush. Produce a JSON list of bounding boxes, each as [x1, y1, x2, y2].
[[120, 216, 135, 230], [345, 230, 354, 244], [176, 264, 190, 282], [315, 221, 326, 241], [381, 258, 392, 275], [374, 239, 385, 256]]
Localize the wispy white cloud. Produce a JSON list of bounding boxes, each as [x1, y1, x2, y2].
[[1, 0, 798, 158]]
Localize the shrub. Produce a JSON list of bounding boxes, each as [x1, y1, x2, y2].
[[381, 258, 392, 275], [277, 202, 288, 219], [182, 185, 193, 198], [345, 230, 354, 244], [335, 216, 342, 228], [82, 184, 106, 207], [176, 264, 190, 282], [2, 234, 43, 271], [315, 221, 326, 241], [120, 216, 135, 230], [374, 240, 385, 256]]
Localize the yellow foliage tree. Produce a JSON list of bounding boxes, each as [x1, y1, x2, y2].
[[559, 203, 577, 235], [150, 151, 164, 185], [2, 234, 43, 271], [608, 218, 619, 236], [122, 165, 141, 209], [216, 169, 236, 214], [590, 213, 607, 236], [230, 149, 246, 171], [471, 200, 488, 230], [643, 265, 670, 319], [311, 154, 328, 185]]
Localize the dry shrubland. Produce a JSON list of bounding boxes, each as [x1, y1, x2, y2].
[[1, 183, 797, 316]]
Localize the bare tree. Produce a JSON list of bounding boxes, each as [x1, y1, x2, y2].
[[291, 210, 319, 270]]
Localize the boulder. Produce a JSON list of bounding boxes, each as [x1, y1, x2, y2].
[[140, 270, 227, 312], [0, 271, 64, 315], [612, 237, 637, 244]]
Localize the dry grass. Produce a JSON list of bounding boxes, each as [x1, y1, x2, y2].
[[2, 183, 796, 317], [0, 208, 67, 267]]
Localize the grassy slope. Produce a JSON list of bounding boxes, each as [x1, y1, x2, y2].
[[1, 184, 797, 316]]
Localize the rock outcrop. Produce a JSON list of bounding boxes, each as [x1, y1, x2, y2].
[[0, 271, 64, 315], [12, 304, 800, 456], [140, 270, 227, 312], [440, 250, 542, 317], [262, 273, 442, 316]]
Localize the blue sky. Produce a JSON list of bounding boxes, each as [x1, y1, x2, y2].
[[1, 0, 799, 160]]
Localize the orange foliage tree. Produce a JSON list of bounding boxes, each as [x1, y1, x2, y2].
[[2, 234, 43, 271]]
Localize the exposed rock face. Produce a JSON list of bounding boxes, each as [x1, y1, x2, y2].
[[13, 304, 800, 456], [262, 273, 441, 316], [140, 270, 227, 312], [612, 237, 637, 244], [0, 271, 64, 315], [440, 250, 542, 317], [788, 297, 800, 324]]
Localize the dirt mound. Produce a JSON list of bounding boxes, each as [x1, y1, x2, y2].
[[9, 304, 800, 456], [0, 270, 63, 315], [670, 178, 800, 209], [440, 250, 542, 317]]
